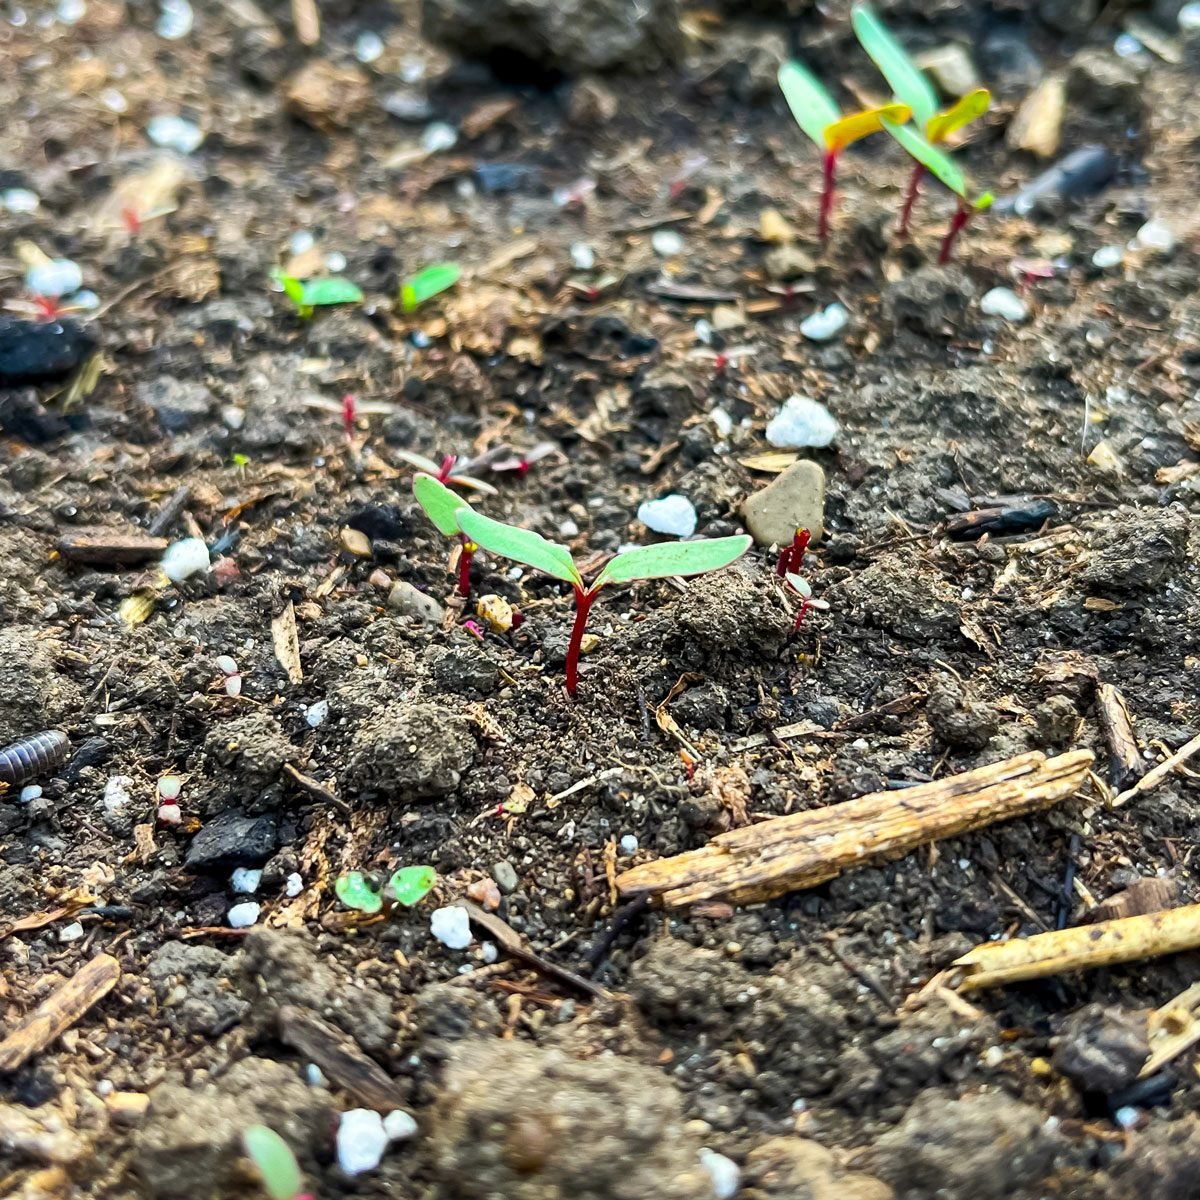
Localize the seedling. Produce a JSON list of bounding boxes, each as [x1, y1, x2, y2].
[[272, 269, 363, 319], [395, 449, 499, 496], [399, 262, 460, 312], [777, 60, 911, 243], [775, 527, 811, 577], [335, 866, 437, 914], [455, 508, 751, 697], [242, 1125, 311, 1200], [413, 473, 482, 597], [852, 3, 991, 236]]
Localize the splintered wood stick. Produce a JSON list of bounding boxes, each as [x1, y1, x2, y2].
[[616, 750, 1094, 908], [955, 902, 1200, 992], [292, 0, 319, 45], [1140, 981, 1200, 1078], [1113, 732, 1200, 809], [0, 954, 120, 1071], [1095, 682, 1144, 791]]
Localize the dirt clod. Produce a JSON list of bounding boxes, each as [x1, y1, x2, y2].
[[1053, 1004, 1149, 1096], [346, 702, 476, 801], [925, 674, 998, 750]]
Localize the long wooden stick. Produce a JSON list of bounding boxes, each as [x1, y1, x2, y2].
[[617, 750, 1093, 908], [955, 903, 1200, 991]]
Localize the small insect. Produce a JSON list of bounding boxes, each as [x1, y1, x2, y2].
[[0, 730, 70, 789]]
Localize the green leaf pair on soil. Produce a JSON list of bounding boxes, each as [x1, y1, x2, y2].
[[399, 262, 461, 312], [334, 867, 437, 914], [272, 269, 364, 319], [242, 1125, 305, 1200], [413, 472, 471, 538]]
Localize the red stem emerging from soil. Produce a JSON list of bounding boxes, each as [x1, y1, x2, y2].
[[564, 586, 597, 698], [897, 163, 925, 238], [818, 150, 838, 245], [456, 537, 475, 598], [938, 202, 972, 264]]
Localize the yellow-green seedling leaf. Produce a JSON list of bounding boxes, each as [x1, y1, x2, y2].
[[851, 3, 938, 130], [300, 277, 363, 307], [243, 1125, 304, 1200], [926, 88, 991, 144], [824, 103, 911, 151], [882, 117, 968, 199], [400, 262, 461, 312], [334, 871, 384, 915], [593, 534, 751, 590], [457, 508, 581, 586], [273, 269, 307, 309], [414, 472, 469, 537], [972, 190, 994, 212], [387, 865, 437, 907], [778, 60, 841, 148]]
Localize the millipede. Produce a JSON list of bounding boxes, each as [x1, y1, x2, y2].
[[0, 730, 70, 790]]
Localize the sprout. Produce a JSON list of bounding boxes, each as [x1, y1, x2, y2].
[[334, 871, 384, 914], [455, 508, 751, 698], [399, 262, 461, 312], [335, 866, 437, 914], [272, 269, 363, 319], [851, 2, 992, 242], [242, 1125, 306, 1200], [777, 60, 911, 243], [413, 473, 481, 598], [388, 865, 437, 906]]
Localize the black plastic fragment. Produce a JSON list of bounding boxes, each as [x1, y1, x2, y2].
[[0, 316, 96, 387], [946, 499, 1057, 540]]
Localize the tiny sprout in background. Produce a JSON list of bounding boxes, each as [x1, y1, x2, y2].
[[777, 60, 910, 244], [413, 473, 482, 598], [272, 269, 364, 319], [242, 1124, 309, 1200], [399, 262, 461, 312], [388, 865, 437, 907], [852, 3, 991, 238], [453, 506, 751, 698], [335, 871, 384, 914], [396, 449, 499, 496], [335, 867, 436, 913]]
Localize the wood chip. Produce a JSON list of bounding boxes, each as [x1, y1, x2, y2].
[[56, 528, 168, 565], [1095, 682, 1145, 792], [0, 955, 120, 1072], [271, 601, 304, 684], [617, 750, 1093, 907], [291, 0, 319, 44], [277, 1005, 405, 1110], [955, 902, 1200, 991], [1086, 876, 1176, 925]]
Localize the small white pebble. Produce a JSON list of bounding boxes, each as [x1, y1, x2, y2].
[[1181, 1, 1200, 30], [651, 228, 684, 256], [383, 1110, 418, 1141], [481, 941, 498, 964], [430, 905, 472, 950], [620, 834, 639, 855], [227, 901, 261, 928], [983, 1045, 1005, 1067], [59, 921, 85, 942], [980, 286, 1029, 323], [161, 537, 210, 583], [558, 519, 579, 538], [19, 785, 42, 803], [694, 318, 714, 345], [1092, 244, 1123, 269], [96, 1079, 115, 1097], [221, 405, 246, 431], [766, 395, 838, 449], [25, 259, 82, 298], [1114, 1105, 1140, 1130], [338, 1109, 389, 1175], [157, 802, 182, 825], [305, 1063, 327, 1087], [1134, 218, 1175, 253], [1113, 32, 1142, 57], [156, 0, 193, 39], [56, 0, 85, 24], [99, 87, 128, 113], [289, 230, 315, 255], [324, 250, 347, 273], [799, 302, 848, 341], [2, 187, 39, 214], [421, 121, 458, 153], [637, 494, 697, 538], [305, 699, 329, 728], [285, 872, 304, 898], [710, 407, 733, 437], [231, 868, 262, 895], [355, 30, 385, 63], [71, 289, 100, 311], [103, 775, 133, 815], [570, 241, 596, 271], [146, 115, 205, 155], [699, 1148, 740, 1200]]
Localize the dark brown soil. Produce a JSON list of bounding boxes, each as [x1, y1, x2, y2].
[[3, 2, 1200, 1198]]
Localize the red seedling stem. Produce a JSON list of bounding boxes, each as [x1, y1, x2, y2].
[[776, 527, 811, 577], [456, 536, 476, 598], [564, 585, 598, 698], [897, 163, 925, 238], [818, 150, 838, 245], [938, 202, 973, 265], [341, 393, 357, 440], [793, 598, 813, 631], [436, 454, 457, 483]]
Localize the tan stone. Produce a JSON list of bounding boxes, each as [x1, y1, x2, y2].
[[741, 460, 826, 549]]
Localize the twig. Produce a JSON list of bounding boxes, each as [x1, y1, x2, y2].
[[291, 0, 319, 44], [283, 762, 350, 815], [1113, 732, 1200, 808], [1096, 683, 1145, 791], [587, 894, 649, 972], [147, 485, 191, 537]]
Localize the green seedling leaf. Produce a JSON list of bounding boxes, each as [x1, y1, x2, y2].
[[457, 508, 581, 586], [387, 865, 437, 907], [243, 1125, 304, 1200], [273, 270, 307, 309], [300, 277, 364, 307], [881, 117, 968, 199], [785, 571, 812, 597], [334, 871, 384, 914], [400, 262, 461, 312], [778, 60, 841, 148], [593, 534, 751, 589], [414, 472, 469, 537], [851, 2, 938, 130]]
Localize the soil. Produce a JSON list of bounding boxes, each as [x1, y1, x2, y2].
[[2, 2, 1200, 1198]]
